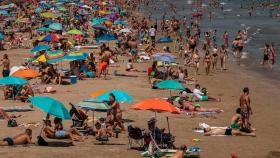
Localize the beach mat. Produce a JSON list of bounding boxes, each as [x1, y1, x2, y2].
[[1, 106, 33, 112]]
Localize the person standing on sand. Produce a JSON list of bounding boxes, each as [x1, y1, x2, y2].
[[0, 54, 10, 77], [128, 37, 138, 62], [192, 49, 200, 75], [261, 43, 270, 66], [203, 50, 211, 75], [219, 45, 227, 70], [239, 87, 252, 130]]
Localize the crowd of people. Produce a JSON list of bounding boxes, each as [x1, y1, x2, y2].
[[0, 0, 278, 157]]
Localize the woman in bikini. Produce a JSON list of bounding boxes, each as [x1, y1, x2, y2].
[[109, 94, 125, 131], [192, 49, 200, 75], [212, 45, 218, 70], [219, 45, 228, 70], [203, 50, 211, 75]]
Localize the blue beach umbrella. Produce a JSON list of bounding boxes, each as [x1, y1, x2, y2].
[[157, 37, 173, 43], [154, 55, 176, 63], [96, 34, 117, 41], [0, 76, 28, 85], [92, 17, 109, 25], [95, 89, 133, 103], [77, 100, 110, 112], [31, 45, 50, 53], [29, 96, 71, 120], [0, 33, 4, 40]]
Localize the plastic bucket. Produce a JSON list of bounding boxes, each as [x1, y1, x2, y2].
[[70, 75, 77, 84]]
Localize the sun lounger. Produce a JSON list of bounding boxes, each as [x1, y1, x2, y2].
[[1, 106, 33, 112]]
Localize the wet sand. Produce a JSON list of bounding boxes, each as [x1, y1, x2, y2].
[[0, 47, 279, 158]]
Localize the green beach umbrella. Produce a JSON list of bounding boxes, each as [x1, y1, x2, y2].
[[29, 96, 71, 120], [58, 7, 67, 11], [68, 29, 84, 35]]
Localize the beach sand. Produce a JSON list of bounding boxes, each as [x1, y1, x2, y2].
[[0, 47, 279, 158]]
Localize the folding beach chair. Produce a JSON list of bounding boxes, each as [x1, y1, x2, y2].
[[69, 103, 87, 128], [127, 125, 145, 149]]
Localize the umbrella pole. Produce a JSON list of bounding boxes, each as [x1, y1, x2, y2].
[[169, 90, 171, 96], [93, 111, 95, 131], [166, 116, 170, 134]]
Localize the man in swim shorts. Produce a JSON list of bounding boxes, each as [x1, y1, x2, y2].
[[193, 84, 220, 102], [203, 127, 256, 137], [0, 129, 34, 146]]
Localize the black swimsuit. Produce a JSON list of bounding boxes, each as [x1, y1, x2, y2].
[[225, 128, 232, 136]]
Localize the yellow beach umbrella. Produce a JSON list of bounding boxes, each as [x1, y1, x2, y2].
[[41, 12, 57, 18], [33, 54, 47, 63]]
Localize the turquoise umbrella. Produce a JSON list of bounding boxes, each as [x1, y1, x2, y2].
[[113, 20, 127, 25], [155, 80, 186, 95], [94, 90, 133, 103], [77, 100, 110, 112], [36, 27, 51, 32], [49, 23, 62, 31], [0, 76, 28, 85], [29, 96, 71, 120], [155, 80, 185, 90]]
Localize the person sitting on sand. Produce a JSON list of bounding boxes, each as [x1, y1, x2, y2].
[[230, 108, 242, 129], [3, 85, 13, 100], [126, 59, 137, 71], [178, 99, 222, 113], [193, 84, 220, 102], [15, 85, 34, 102], [203, 127, 256, 137], [0, 129, 34, 146], [95, 117, 115, 139], [43, 119, 84, 141], [0, 108, 21, 120]]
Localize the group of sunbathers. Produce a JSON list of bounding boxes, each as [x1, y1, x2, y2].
[[4, 84, 34, 102]]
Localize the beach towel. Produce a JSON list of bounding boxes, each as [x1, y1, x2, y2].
[[1, 106, 33, 112], [180, 109, 217, 116]]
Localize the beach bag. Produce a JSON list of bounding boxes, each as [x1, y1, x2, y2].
[[7, 119, 17, 127], [37, 136, 48, 146]]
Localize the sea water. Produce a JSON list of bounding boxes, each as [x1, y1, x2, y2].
[[140, 0, 280, 80]]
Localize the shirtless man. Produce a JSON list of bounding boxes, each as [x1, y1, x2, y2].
[[0, 129, 34, 146], [204, 127, 256, 137], [239, 87, 252, 129], [128, 37, 138, 62], [0, 54, 10, 77]]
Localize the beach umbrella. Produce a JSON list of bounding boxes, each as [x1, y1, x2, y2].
[[68, 29, 84, 35], [104, 21, 113, 26], [11, 69, 40, 79], [90, 90, 107, 98], [64, 52, 87, 61], [114, 20, 127, 25], [92, 18, 110, 25], [154, 56, 176, 63], [41, 12, 57, 18], [29, 96, 71, 120], [153, 53, 175, 58], [0, 76, 28, 85], [49, 22, 62, 30], [93, 24, 108, 31], [31, 45, 50, 53], [94, 89, 133, 103], [32, 54, 47, 63], [41, 34, 60, 42], [157, 37, 173, 43], [9, 66, 26, 76], [119, 28, 132, 33], [155, 80, 185, 96], [129, 99, 179, 114], [96, 34, 117, 42], [0, 32, 4, 40], [77, 100, 110, 112], [36, 27, 51, 32], [45, 50, 66, 60], [58, 7, 67, 11]]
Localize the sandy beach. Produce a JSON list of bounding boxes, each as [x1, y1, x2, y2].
[[0, 0, 279, 158], [0, 47, 279, 158]]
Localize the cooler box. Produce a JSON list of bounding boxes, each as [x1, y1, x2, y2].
[[70, 75, 77, 84]]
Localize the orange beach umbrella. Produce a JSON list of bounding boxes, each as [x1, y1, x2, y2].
[[11, 69, 41, 79], [90, 90, 107, 98], [129, 99, 179, 114]]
